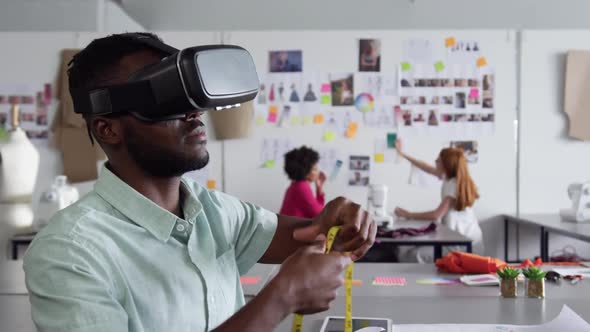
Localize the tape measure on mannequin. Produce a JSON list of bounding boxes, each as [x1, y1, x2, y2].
[[291, 226, 354, 332]]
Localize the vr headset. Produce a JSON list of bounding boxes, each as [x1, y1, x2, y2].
[[71, 33, 259, 121]]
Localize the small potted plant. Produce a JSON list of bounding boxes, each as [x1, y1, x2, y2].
[[522, 267, 546, 298], [497, 267, 519, 298]]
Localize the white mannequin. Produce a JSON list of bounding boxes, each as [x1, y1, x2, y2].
[[0, 105, 40, 258]]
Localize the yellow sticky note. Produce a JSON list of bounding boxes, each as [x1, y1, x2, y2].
[[289, 116, 302, 126], [324, 131, 336, 141], [348, 122, 359, 130], [263, 160, 275, 168], [206, 179, 216, 190], [303, 116, 313, 125], [445, 37, 456, 48], [313, 114, 325, 124], [374, 153, 385, 163], [255, 116, 264, 126], [269, 105, 279, 114], [320, 95, 331, 105], [476, 57, 488, 67], [401, 62, 412, 72]]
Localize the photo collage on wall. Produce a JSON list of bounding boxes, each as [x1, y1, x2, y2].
[[255, 40, 400, 141], [398, 37, 495, 139], [0, 83, 53, 140]]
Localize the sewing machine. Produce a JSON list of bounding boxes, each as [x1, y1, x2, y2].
[[560, 182, 590, 223], [367, 184, 393, 228]]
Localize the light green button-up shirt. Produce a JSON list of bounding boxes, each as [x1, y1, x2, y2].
[[23, 166, 278, 332]]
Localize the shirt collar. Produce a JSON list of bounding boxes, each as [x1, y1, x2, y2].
[[94, 165, 202, 242]]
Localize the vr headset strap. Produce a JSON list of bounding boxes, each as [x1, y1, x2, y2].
[[72, 81, 157, 115]]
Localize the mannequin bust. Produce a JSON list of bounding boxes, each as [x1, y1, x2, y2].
[[0, 104, 40, 257], [0, 105, 40, 203]]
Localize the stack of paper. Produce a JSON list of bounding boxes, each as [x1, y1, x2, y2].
[[392, 305, 590, 331]]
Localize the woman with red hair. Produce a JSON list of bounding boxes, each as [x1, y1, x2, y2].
[[394, 140, 483, 262]]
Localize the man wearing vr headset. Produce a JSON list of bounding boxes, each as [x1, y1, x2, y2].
[[23, 33, 376, 332]]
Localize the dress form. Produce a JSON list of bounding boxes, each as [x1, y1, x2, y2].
[[0, 105, 40, 258]]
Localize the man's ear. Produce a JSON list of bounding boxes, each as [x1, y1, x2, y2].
[[92, 116, 123, 146]]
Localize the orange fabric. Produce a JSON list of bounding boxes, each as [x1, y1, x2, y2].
[[435, 251, 507, 274], [436, 252, 584, 274]]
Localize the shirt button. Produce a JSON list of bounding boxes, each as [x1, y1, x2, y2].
[[176, 224, 186, 232]]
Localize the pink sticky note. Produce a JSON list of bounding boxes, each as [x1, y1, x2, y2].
[[320, 83, 331, 93], [372, 276, 407, 286], [267, 112, 278, 123], [240, 276, 262, 285], [469, 88, 479, 98]]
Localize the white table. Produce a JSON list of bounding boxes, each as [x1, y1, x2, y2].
[[276, 263, 590, 331], [504, 214, 590, 262]]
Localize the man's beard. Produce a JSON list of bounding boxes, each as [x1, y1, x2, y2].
[[125, 134, 209, 178]]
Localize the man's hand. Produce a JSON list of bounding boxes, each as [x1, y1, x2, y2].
[[292, 197, 376, 261], [271, 238, 351, 315]]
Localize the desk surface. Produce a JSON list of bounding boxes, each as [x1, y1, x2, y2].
[[378, 221, 472, 244], [3, 263, 590, 332], [277, 263, 590, 331], [506, 214, 590, 242]]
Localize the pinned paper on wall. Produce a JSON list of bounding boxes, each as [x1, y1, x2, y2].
[[320, 95, 331, 105], [318, 148, 340, 173], [255, 116, 265, 126], [329, 160, 343, 181], [348, 155, 370, 186], [476, 56, 488, 67], [260, 138, 292, 168], [469, 88, 479, 98], [354, 73, 398, 105], [320, 83, 331, 93], [403, 39, 434, 63], [0, 83, 53, 140], [434, 61, 445, 72], [303, 116, 313, 125], [401, 62, 412, 72], [206, 180, 216, 190], [387, 133, 397, 148], [445, 37, 456, 48], [374, 138, 396, 163]]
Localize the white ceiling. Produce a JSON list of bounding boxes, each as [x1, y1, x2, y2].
[[120, 0, 590, 31]]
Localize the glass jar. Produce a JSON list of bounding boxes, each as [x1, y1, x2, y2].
[[500, 278, 517, 298], [525, 278, 545, 298]]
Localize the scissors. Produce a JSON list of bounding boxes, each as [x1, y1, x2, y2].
[[564, 274, 584, 285]]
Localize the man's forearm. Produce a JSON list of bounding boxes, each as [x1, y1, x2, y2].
[[258, 215, 312, 264], [212, 278, 292, 331]]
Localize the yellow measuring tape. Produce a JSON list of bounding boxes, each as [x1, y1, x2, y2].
[[291, 226, 354, 332]]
